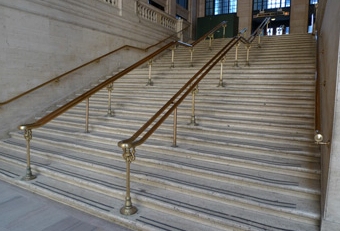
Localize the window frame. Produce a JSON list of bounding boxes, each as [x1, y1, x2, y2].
[[205, 0, 237, 16], [177, 0, 188, 9], [253, 0, 290, 11]]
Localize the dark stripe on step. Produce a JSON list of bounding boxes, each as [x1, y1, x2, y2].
[[32, 181, 114, 211], [133, 191, 295, 231], [0, 168, 20, 178], [0, 150, 299, 208], [188, 148, 301, 167], [136, 216, 186, 231]]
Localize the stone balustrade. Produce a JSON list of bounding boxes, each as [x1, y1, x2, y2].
[[136, 1, 177, 31], [100, 0, 119, 7]]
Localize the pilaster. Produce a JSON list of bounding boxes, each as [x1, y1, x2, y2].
[[237, 0, 252, 35], [290, 0, 309, 34]]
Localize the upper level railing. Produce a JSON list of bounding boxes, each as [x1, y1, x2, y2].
[[117, 18, 270, 215], [100, 0, 120, 7], [137, 1, 177, 31]]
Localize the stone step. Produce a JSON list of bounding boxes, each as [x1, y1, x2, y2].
[[0, 155, 319, 231], [0, 158, 228, 231], [34, 115, 317, 157], [0, 132, 320, 226], [0, 34, 320, 231]]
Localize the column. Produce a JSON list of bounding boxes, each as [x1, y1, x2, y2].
[[290, 0, 309, 34], [237, 0, 252, 36]]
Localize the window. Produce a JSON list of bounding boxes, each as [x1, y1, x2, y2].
[[148, 0, 164, 11], [206, 0, 237, 16], [310, 0, 318, 4], [177, 0, 188, 9], [253, 0, 290, 11]]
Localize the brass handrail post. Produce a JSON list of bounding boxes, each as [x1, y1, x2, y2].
[[106, 82, 114, 117], [188, 85, 199, 126], [22, 128, 36, 181], [208, 34, 214, 50], [257, 33, 262, 48], [172, 105, 178, 147], [190, 48, 194, 67], [146, 59, 153, 86], [120, 145, 138, 216], [222, 23, 227, 38], [171, 46, 175, 68], [85, 97, 90, 133], [218, 57, 226, 87], [245, 44, 251, 67], [233, 42, 240, 67]]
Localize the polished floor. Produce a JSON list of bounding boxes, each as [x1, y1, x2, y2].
[[0, 180, 132, 231]]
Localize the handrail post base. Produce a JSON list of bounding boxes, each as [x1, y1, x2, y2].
[[188, 115, 199, 126], [106, 110, 115, 117], [217, 80, 226, 87], [146, 79, 154, 86], [22, 167, 36, 181], [120, 197, 138, 216]]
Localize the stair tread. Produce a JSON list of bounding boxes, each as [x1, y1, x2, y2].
[[3, 130, 321, 194], [0, 149, 320, 230], [0, 34, 320, 230]]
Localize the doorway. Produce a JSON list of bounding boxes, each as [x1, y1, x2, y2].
[[252, 0, 290, 36]]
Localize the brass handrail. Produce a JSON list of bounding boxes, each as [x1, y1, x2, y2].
[[117, 17, 271, 215], [117, 21, 267, 152], [315, 36, 320, 134], [18, 41, 178, 131], [17, 21, 224, 183], [118, 37, 239, 149], [0, 25, 190, 106], [18, 40, 178, 182], [248, 17, 271, 43], [191, 21, 227, 46], [313, 5, 328, 145], [118, 37, 239, 215]]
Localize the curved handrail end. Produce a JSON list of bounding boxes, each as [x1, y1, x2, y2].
[[118, 140, 133, 149], [18, 125, 26, 131]]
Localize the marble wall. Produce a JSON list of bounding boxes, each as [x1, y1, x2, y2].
[[317, 0, 340, 230], [0, 0, 176, 138]]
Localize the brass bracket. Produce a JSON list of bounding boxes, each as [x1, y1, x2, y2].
[[314, 133, 330, 145]]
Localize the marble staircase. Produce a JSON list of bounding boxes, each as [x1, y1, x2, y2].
[[0, 34, 320, 231]]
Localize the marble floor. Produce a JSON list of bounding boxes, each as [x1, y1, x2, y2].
[[0, 180, 132, 231]]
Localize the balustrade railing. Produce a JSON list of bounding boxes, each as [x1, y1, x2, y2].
[[100, 0, 119, 7], [136, 1, 177, 31]]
